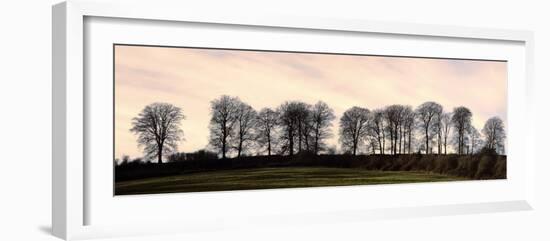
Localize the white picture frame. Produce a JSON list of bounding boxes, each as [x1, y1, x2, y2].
[[52, 0, 535, 240]]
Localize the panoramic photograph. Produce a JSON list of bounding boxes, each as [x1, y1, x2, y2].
[[114, 44, 507, 195]]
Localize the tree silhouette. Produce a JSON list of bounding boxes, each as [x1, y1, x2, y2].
[[384, 105, 406, 155], [277, 102, 297, 156], [433, 110, 444, 154], [130, 96, 505, 161], [440, 112, 452, 154], [310, 101, 335, 155], [300, 107, 315, 153], [482, 116, 506, 154], [415, 101, 442, 154], [452, 106, 472, 154], [255, 108, 279, 156], [369, 109, 386, 154], [468, 125, 483, 155], [277, 101, 305, 156], [294, 102, 311, 153], [402, 106, 415, 154], [339, 106, 371, 155], [130, 103, 184, 163], [208, 95, 240, 159], [232, 101, 257, 157]]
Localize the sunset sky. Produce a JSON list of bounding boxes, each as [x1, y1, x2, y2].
[[114, 45, 507, 159]]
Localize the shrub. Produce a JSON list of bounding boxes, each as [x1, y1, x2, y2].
[[475, 155, 496, 179], [493, 156, 507, 179], [478, 147, 498, 156]]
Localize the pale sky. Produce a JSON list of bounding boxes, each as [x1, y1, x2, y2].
[[114, 45, 507, 159]]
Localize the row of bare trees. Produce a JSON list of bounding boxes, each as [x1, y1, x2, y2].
[[338, 101, 506, 156], [129, 98, 506, 163], [208, 96, 336, 158]]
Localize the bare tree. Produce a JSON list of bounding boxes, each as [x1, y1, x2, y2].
[[468, 125, 483, 155], [402, 106, 415, 154], [294, 102, 311, 153], [339, 107, 371, 155], [482, 116, 506, 154], [255, 108, 279, 156], [208, 95, 239, 159], [369, 109, 386, 154], [415, 101, 443, 154], [383, 105, 403, 155], [277, 101, 302, 156], [440, 112, 452, 154], [310, 101, 336, 154], [451, 106, 472, 154], [130, 103, 185, 163], [301, 110, 315, 153], [433, 111, 444, 154], [366, 136, 378, 154], [232, 101, 257, 157]]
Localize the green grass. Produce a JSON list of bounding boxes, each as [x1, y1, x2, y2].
[[115, 167, 467, 195]]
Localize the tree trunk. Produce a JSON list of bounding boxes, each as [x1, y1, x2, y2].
[[399, 125, 404, 154], [304, 132, 310, 152], [382, 129, 385, 155], [314, 136, 319, 155], [222, 142, 226, 158], [237, 139, 242, 157], [458, 135, 461, 154], [298, 122, 303, 153], [389, 130, 394, 155], [459, 132, 463, 154], [289, 128, 294, 156], [395, 125, 399, 154], [408, 129, 412, 154], [437, 130, 441, 155], [267, 134, 271, 156], [378, 136, 383, 155], [425, 128, 429, 154], [395, 132, 398, 154], [222, 123, 227, 159], [157, 144, 163, 164]]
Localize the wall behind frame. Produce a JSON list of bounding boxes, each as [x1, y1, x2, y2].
[[0, 0, 549, 240]]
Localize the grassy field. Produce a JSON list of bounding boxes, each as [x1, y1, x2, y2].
[[115, 167, 466, 195]]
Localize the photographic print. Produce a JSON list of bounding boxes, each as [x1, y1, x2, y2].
[[114, 44, 507, 195]]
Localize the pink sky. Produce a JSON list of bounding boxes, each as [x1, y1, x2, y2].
[[114, 45, 507, 159]]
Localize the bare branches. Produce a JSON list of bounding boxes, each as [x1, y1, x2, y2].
[[232, 101, 257, 157], [369, 109, 386, 154], [130, 103, 185, 163], [482, 116, 506, 154], [311, 101, 336, 155], [416, 101, 443, 154], [468, 126, 483, 155], [401, 106, 415, 154], [208, 95, 240, 159], [452, 106, 472, 154], [255, 108, 279, 156], [339, 107, 371, 155], [440, 113, 452, 154], [277, 101, 304, 156], [128, 98, 505, 161]]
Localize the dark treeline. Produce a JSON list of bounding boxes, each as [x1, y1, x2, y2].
[[115, 149, 506, 182], [123, 96, 506, 164]]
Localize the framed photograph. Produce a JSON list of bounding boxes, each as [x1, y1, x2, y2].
[[53, 0, 535, 240]]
